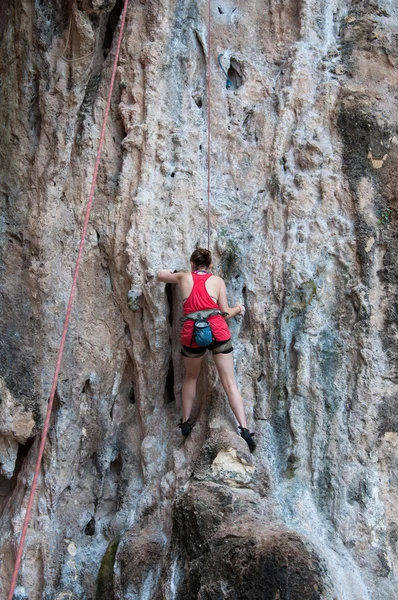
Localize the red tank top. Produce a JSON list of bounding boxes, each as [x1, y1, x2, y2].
[[181, 272, 231, 347]]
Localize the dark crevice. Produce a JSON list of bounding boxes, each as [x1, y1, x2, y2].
[[110, 454, 123, 476], [227, 59, 243, 90], [290, 335, 299, 394], [129, 383, 135, 404], [102, 0, 124, 58], [218, 6, 224, 14], [241, 286, 251, 335], [165, 283, 173, 326], [242, 110, 257, 142], [194, 30, 206, 62], [84, 517, 96, 536], [164, 360, 175, 404], [0, 436, 35, 515], [192, 29, 206, 114], [242, 113, 252, 128], [115, 355, 136, 406], [110, 399, 116, 420], [82, 379, 92, 395], [50, 387, 62, 430]]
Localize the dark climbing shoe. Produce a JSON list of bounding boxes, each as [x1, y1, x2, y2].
[[238, 426, 256, 452], [178, 418, 193, 437]]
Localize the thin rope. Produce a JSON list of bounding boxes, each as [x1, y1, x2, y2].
[[62, 51, 94, 63], [207, 0, 211, 250], [7, 1, 129, 598], [60, 15, 94, 63]]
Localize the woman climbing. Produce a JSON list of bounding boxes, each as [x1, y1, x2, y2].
[[157, 248, 255, 452]]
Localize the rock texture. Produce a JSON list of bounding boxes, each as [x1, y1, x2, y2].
[[1, 0, 398, 598]]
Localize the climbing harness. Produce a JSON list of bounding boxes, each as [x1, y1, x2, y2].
[[7, 2, 129, 599], [218, 53, 232, 89], [181, 308, 228, 347]]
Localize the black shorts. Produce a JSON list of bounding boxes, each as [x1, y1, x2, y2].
[[181, 338, 233, 358]]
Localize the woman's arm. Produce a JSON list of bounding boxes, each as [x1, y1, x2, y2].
[[217, 279, 245, 320], [157, 270, 182, 284]]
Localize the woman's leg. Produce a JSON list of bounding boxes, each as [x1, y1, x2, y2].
[[182, 355, 204, 421], [213, 352, 247, 429]]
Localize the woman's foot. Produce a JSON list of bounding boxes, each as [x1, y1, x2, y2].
[[178, 418, 193, 437], [238, 426, 256, 452]]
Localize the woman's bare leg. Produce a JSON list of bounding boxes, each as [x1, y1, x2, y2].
[[181, 355, 204, 421], [213, 352, 247, 429]]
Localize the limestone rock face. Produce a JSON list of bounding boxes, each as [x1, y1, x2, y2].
[[0, 0, 397, 598]]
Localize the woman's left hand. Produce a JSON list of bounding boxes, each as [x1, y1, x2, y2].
[[236, 303, 245, 316]]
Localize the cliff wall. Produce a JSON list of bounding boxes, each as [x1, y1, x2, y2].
[[0, 1, 397, 598]]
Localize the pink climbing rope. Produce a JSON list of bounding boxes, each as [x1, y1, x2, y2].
[[7, 1, 129, 598], [207, 0, 211, 250]]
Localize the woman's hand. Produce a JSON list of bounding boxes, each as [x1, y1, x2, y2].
[[236, 303, 245, 317], [225, 303, 245, 320]]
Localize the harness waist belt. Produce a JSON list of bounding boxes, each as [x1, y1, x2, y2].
[[180, 309, 229, 323]]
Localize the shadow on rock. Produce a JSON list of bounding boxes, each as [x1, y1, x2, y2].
[[164, 480, 329, 599], [160, 430, 330, 599]]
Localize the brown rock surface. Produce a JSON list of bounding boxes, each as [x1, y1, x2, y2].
[[166, 480, 330, 600], [1, 0, 398, 598]]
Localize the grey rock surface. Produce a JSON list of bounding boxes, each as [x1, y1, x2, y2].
[[0, 0, 397, 598]]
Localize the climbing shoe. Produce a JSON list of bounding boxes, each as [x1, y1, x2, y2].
[[238, 426, 256, 452], [178, 418, 193, 437]]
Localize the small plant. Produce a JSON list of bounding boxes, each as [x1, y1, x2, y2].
[[127, 290, 140, 311], [378, 208, 392, 226]]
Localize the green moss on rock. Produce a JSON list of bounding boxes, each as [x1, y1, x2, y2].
[[96, 538, 120, 600], [286, 280, 317, 319]]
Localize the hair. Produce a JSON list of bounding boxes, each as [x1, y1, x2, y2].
[[190, 247, 212, 268]]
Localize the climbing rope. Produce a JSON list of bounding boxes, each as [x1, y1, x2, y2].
[[207, 0, 211, 250], [7, 1, 129, 598], [60, 15, 94, 63]]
